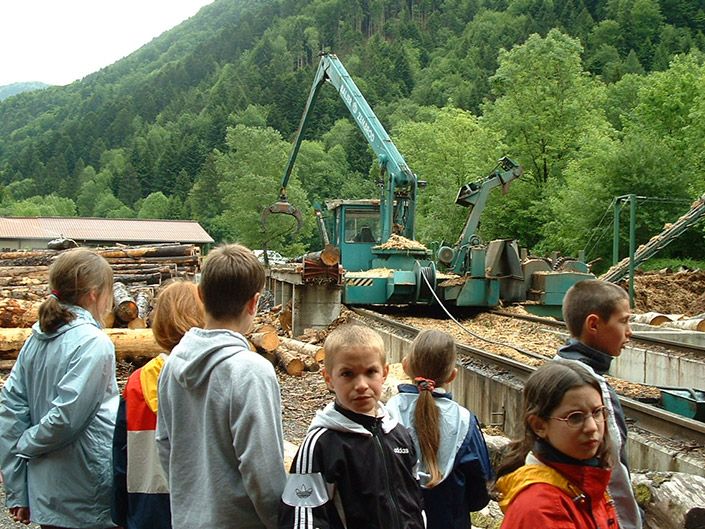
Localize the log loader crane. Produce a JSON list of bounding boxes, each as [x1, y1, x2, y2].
[[262, 52, 436, 305], [435, 159, 594, 317]]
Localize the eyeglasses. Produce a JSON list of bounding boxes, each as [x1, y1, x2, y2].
[[548, 407, 608, 429]]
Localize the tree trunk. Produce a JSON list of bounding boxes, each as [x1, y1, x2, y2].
[[275, 348, 305, 376], [302, 355, 320, 372], [97, 244, 198, 259], [663, 318, 705, 332], [249, 331, 280, 352], [113, 282, 138, 322], [0, 328, 165, 361], [632, 312, 678, 326], [280, 337, 325, 363], [0, 299, 40, 328], [632, 472, 705, 529]]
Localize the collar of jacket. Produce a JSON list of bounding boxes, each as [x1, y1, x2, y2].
[[558, 339, 613, 374], [495, 452, 612, 513], [397, 383, 453, 400]]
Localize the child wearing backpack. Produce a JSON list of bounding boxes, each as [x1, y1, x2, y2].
[[386, 329, 493, 529]]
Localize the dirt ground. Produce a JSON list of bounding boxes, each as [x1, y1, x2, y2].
[[628, 269, 705, 316]]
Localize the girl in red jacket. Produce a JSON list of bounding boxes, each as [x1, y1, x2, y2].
[[494, 362, 620, 529]]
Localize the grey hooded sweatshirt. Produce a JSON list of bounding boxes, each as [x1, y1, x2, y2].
[[156, 328, 286, 529]]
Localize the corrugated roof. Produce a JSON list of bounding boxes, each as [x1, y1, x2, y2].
[[0, 217, 214, 244]]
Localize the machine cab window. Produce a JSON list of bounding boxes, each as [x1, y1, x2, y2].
[[344, 209, 380, 243]]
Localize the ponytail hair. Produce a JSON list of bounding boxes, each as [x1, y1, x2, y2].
[[407, 329, 457, 488], [39, 249, 113, 333]]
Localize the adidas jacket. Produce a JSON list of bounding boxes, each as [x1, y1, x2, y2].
[[278, 401, 425, 529]]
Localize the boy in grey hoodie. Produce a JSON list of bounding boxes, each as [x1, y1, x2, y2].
[[156, 244, 286, 529]]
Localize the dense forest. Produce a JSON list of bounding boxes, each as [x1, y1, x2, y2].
[[1, 0, 705, 271]]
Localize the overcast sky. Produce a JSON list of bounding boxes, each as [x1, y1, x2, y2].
[[0, 0, 214, 86]]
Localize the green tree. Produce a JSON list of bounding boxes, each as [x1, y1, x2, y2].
[[138, 192, 170, 218], [0, 194, 77, 217], [483, 29, 613, 186]]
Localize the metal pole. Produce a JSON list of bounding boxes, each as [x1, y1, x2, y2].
[[628, 194, 637, 308], [613, 198, 622, 265]]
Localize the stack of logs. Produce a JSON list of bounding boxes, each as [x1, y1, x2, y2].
[[0, 243, 201, 329]]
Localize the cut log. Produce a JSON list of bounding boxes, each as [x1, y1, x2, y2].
[[113, 282, 138, 322], [135, 290, 153, 320], [97, 244, 197, 259], [103, 312, 116, 329], [302, 355, 320, 372], [127, 317, 147, 329], [0, 299, 41, 328], [114, 272, 162, 285], [275, 348, 305, 376], [662, 318, 705, 332], [280, 337, 325, 363], [0, 328, 165, 362], [0, 266, 49, 277], [249, 331, 280, 352], [632, 472, 705, 529], [253, 323, 277, 335], [279, 305, 292, 334], [631, 312, 678, 326]]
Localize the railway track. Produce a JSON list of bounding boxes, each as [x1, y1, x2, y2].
[[352, 307, 705, 447]]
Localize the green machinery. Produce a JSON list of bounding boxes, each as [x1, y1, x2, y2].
[[264, 52, 436, 305], [435, 159, 594, 317]]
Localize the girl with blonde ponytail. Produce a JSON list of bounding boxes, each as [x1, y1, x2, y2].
[[387, 329, 493, 529], [0, 248, 119, 529]]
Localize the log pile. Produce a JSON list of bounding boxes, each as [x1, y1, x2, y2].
[[0, 244, 202, 328]]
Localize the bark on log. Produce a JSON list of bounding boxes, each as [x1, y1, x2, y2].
[[135, 291, 153, 320], [0, 299, 40, 328], [302, 355, 320, 372], [113, 282, 138, 322], [0, 276, 45, 287], [97, 244, 197, 259], [0, 328, 165, 361], [280, 337, 325, 363], [127, 317, 147, 329], [114, 272, 162, 285], [249, 331, 280, 352], [0, 266, 49, 277], [662, 318, 705, 332], [632, 472, 705, 529], [252, 323, 277, 335], [279, 306, 292, 334], [303, 245, 340, 267], [275, 348, 305, 376], [632, 312, 678, 326]]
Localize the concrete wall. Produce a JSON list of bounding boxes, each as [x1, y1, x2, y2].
[[371, 319, 705, 477]]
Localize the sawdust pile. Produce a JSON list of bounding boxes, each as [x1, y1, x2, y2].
[[373, 234, 428, 252], [629, 270, 705, 317]]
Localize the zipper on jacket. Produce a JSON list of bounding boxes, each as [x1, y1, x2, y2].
[[372, 424, 402, 529]]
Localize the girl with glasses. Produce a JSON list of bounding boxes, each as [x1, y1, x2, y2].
[[493, 362, 620, 529]]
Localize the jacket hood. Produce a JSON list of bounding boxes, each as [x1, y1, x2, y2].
[[386, 385, 471, 485], [495, 452, 611, 513], [309, 401, 398, 436], [31, 304, 99, 340], [166, 328, 250, 389], [139, 353, 167, 413]]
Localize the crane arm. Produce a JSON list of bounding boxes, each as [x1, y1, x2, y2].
[[277, 52, 419, 242]]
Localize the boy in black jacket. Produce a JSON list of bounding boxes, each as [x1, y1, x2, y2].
[[279, 324, 424, 529], [555, 279, 642, 529]]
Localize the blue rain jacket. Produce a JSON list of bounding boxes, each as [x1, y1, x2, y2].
[[0, 305, 119, 529]]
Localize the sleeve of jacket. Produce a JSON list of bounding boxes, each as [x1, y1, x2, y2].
[[278, 428, 342, 529], [155, 363, 171, 482], [461, 415, 493, 511], [231, 356, 287, 529], [111, 395, 129, 527], [15, 333, 115, 458], [0, 355, 30, 507]]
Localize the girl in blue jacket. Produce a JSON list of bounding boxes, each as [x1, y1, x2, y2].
[[0, 248, 118, 529], [387, 329, 494, 529]]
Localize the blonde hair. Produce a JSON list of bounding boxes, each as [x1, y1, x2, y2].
[[406, 329, 457, 487], [323, 324, 385, 372], [39, 248, 113, 333], [200, 244, 264, 320], [151, 280, 205, 352]]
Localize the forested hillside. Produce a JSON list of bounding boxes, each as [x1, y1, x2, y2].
[[0, 82, 49, 101], [1, 0, 704, 270]]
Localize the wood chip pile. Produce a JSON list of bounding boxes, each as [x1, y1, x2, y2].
[[373, 234, 428, 251]]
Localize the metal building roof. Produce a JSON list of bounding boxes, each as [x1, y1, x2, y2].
[[0, 217, 214, 244]]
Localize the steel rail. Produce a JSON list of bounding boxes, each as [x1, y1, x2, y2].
[[353, 307, 705, 446]]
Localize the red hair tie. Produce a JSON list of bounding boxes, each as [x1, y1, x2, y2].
[[414, 377, 436, 392], [50, 289, 61, 300]]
